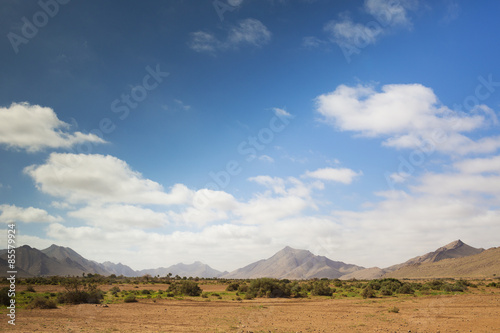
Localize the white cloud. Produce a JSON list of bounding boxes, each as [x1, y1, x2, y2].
[[272, 107, 293, 118], [170, 189, 238, 226], [24, 153, 194, 205], [454, 155, 500, 174], [389, 171, 410, 183], [316, 83, 500, 155], [364, 0, 414, 27], [249, 175, 286, 194], [258, 155, 274, 163], [0, 102, 105, 152], [325, 17, 382, 48], [69, 204, 170, 229], [0, 204, 62, 223], [317, 0, 416, 58], [235, 176, 321, 225], [189, 18, 271, 54], [304, 167, 362, 184], [50, 201, 73, 210]]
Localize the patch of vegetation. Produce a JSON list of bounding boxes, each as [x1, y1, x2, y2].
[[226, 283, 239, 291], [388, 306, 399, 313], [167, 280, 202, 296], [124, 295, 137, 303], [310, 280, 334, 296], [56, 278, 104, 304], [26, 297, 57, 309], [0, 287, 12, 306]]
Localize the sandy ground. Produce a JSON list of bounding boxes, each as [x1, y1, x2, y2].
[[1, 285, 499, 332]]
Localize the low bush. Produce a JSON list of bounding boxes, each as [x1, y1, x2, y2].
[[361, 286, 376, 298], [388, 306, 399, 313], [167, 280, 202, 296], [310, 281, 333, 296], [124, 295, 137, 303], [226, 283, 239, 291], [248, 278, 291, 298], [0, 287, 10, 306], [26, 297, 57, 309]]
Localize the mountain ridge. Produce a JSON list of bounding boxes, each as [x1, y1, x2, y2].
[[0, 240, 496, 279], [222, 246, 364, 279]]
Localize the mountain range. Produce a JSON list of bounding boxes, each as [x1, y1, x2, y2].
[[0, 240, 498, 279]]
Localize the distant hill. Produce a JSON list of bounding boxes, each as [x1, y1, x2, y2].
[[41, 244, 109, 275], [340, 267, 387, 280], [341, 240, 485, 280], [101, 261, 139, 277], [0, 240, 496, 279], [139, 261, 226, 279], [386, 240, 484, 272], [384, 246, 500, 279], [0, 244, 223, 278], [222, 246, 364, 279], [0, 245, 87, 277]]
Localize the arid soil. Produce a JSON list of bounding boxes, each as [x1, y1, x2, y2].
[[1, 285, 499, 332]]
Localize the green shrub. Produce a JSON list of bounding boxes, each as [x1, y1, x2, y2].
[[124, 295, 137, 303], [398, 283, 414, 294], [248, 278, 291, 298], [167, 281, 202, 296], [362, 286, 376, 298], [237, 284, 249, 293], [226, 283, 239, 291], [380, 287, 393, 296], [332, 279, 343, 287], [311, 281, 333, 296], [26, 297, 57, 309], [244, 292, 255, 300], [388, 306, 399, 313], [57, 283, 104, 304], [0, 287, 10, 306], [109, 286, 121, 295]]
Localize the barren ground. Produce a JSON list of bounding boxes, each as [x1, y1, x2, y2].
[[1, 284, 499, 332]]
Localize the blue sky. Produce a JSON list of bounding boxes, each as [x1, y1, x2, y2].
[[1, 0, 500, 271]]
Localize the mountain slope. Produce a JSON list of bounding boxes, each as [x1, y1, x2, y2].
[[139, 261, 224, 278], [0, 245, 87, 277], [340, 267, 387, 280], [42, 244, 110, 275], [101, 261, 138, 277], [386, 240, 484, 272], [223, 246, 364, 279], [384, 246, 500, 278]]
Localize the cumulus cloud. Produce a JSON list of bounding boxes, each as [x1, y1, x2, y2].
[[0, 204, 62, 223], [303, 167, 362, 184], [316, 83, 500, 155], [189, 18, 271, 54], [0, 102, 105, 152], [24, 153, 194, 205], [69, 204, 170, 229]]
